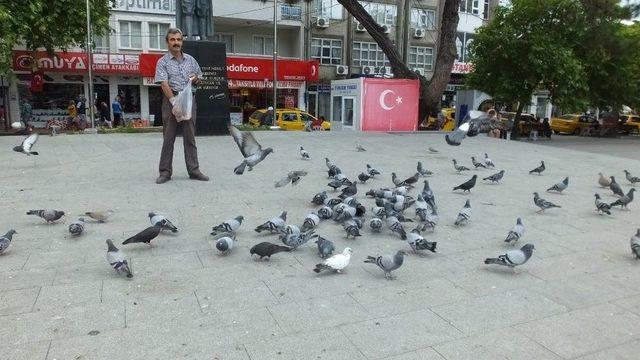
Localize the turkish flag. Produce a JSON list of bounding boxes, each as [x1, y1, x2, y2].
[[30, 70, 44, 93], [361, 78, 420, 131]]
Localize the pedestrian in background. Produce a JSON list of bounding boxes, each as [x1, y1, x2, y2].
[[112, 96, 123, 127]]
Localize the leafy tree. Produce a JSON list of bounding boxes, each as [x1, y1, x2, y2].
[[0, 0, 115, 75]]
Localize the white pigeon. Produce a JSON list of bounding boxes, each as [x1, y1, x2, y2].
[[13, 133, 39, 155], [504, 218, 524, 244], [598, 173, 611, 188], [299, 146, 310, 159], [313, 247, 352, 273], [484, 153, 495, 168], [105, 239, 133, 278]]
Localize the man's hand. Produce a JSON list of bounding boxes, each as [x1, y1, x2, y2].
[[189, 74, 201, 85], [169, 97, 177, 106]]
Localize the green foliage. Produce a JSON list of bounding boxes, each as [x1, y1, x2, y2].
[[0, 0, 115, 75]]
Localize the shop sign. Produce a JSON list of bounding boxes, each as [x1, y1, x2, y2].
[[13, 51, 140, 75], [115, 0, 176, 15], [228, 79, 303, 89], [451, 61, 474, 74]]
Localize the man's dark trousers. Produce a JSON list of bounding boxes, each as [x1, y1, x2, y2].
[[159, 95, 200, 177]]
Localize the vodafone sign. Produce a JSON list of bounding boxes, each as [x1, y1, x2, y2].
[[226, 63, 259, 74]]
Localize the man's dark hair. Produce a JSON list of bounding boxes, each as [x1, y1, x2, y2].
[[166, 28, 183, 41]]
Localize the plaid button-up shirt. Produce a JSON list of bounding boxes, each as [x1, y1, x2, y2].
[[154, 52, 203, 92]]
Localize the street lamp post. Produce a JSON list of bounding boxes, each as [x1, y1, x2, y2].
[[273, 0, 278, 126], [86, 0, 96, 132]]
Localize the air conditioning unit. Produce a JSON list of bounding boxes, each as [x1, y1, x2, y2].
[[361, 66, 375, 75], [412, 68, 423, 76], [336, 65, 349, 75], [413, 28, 425, 38], [316, 17, 329, 28], [381, 24, 391, 34], [355, 21, 366, 33]]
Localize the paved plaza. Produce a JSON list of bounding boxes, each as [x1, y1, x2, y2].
[[1, 130, 640, 360]]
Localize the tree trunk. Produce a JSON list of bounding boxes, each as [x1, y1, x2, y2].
[[336, 0, 460, 128], [511, 101, 526, 140]]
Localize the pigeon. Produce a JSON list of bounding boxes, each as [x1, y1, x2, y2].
[[299, 146, 310, 159], [328, 178, 347, 191], [26, 209, 65, 223], [325, 157, 335, 169], [339, 182, 357, 199], [275, 171, 308, 188], [13, 133, 39, 155], [400, 173, 420, 187], [415, 194, 429, 221], [452, 159, 470, 173], [386, 216, 407, 239], [504, 218, 524, 244], [84, 210, 113, 223], [356, 143, 366, 152], [324, 197, 343, 208], [453, 175, 477, 193], [280, 229, 315, 249], [428, 146, 438, 153], [255, 211, 287, 233], [302, 212, 321, 231], [406, 228, 437, 254], [454, 200, 472, 226], [284, 224, 301, 235], [417, 162, 433, 177], [484, 244, 535, 274], [312, 191, 328, 205], [369, 217, 383, 232], [214, 234, 236, 255], [250, 242, 291, 259], [609, 176, 625, 197], [366, 164, 381, 177], [328, 165, 342, 178], [318, 206, 333, 219], [624, 170, 640, 185], [631, 229, 640, 259], [421, 180, 437, 212], [122, 223, 162, 246], [148, 212, 178, 233], [315, 236, 335, 259], [0, 230, 17, 255], [105, 239, 133, 278], [358, 172, 371, 183], [334, 205, 357, 222], [423, 208, 439, 231], [68, 218, 85, 236], [391, 172, 403, 187], [594, 193, 612, 215], [547, 177, 569, 193], [484, 153, 495, 168], [211, 216, 244, 235], [343, 219, 362, 238], [364, 250, 406, 280], [529, 161, 546, 175], [313, 247, 352, 273], [598, 173, 611, 188], [483, 170, 505, 184], [471, 156, 487, 169], [533, 192, 561, 213], [610, 188, 635, 209], [228, 123, 274, 174], [371, 206, 386, 218]]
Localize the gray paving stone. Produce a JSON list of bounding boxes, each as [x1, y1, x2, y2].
[[380, 348, 445, 360], [0, 341, 50, 360], [33, 281, 102, 311], [195, 281, 279, 315], [124, 293, 203, 328], [574, 339, 640, 360], [0, 287, 40, 316], [1, 269, 54, 291]]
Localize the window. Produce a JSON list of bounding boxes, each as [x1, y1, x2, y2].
[[311, 38, 342, 65], [119, 21, 142, 49], [93, 34, 110, 53], [213, 33, 234, 52], [253, 35, 274, 55], [315, 0, 343, 19], [362, 2, 397, 25], [459, 0, 480, 15], [483, 0, 490, 19], [411, 8, 436, 30], [282, 112, 298, 122], [409, 46, 434, 72], [352, 42, 389, 67], [149, 23, 169, 50]]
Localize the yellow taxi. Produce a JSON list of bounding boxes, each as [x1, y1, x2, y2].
[[424, 108, 456, 131], [619, 114, 640, 134], [550, 114, 591, 134], [248, 108, 331, 131]]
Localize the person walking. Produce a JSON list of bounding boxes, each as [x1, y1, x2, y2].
[[153, 27, 208, 184], [112, 96, 123, 127], [76, 96, 87, 130]]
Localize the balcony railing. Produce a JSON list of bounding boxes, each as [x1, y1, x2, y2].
[[281, 5, 302, 21]]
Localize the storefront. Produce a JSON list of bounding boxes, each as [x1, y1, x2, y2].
[[442, 61, 474, 109], [140, 54, 319, 124]]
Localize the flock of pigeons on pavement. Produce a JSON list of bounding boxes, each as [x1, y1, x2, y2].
[[4, 125, 640, 280]]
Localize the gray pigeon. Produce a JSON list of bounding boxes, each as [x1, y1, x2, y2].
[[624, 170, 640, 185], [391, 172, 403, 187], [423, 208, 439, 231], [417, 162, 433, 177], [598, 173, 611, 188], [250, 242, 291, 259], [339, 182, 357, 199], [529, 161, 546, 175], [280, 229, 315, 249], [312, 191, 328, 205], [421, 180, 437, 212], [406, 228, 437, 254], [0, 230, 17, 254], [122, 223, 162, 246], [255, 211, 287, 233], [325, 157, 335, 169], [452, 159, 470, 173], [148, 212, 178, 232], [275, 170, 308, 188], [533, 192, 561, 213], [228, 123, 274, 175], [358, 172, 371, 183], [369, 217, 383, 232], [324, 197, 343, 208], [609, 176, 625, 197], [594, 193, 612, 215], [366, 164, 381, 177], [299, 146, 310, 159], [26, 209, 65, 223], [484, 153, 495, 168], [302, 212, 321, 231], [106, 239, 133, 278], [483, 170, 505, 184], [454, 200, 472, 226], [284, 224, 301, 235], [504, 218, 524, 244], [343, 219, 362, 238], [364, 250, 406, 279], [356, 143, 366, 152], [68, 218, 85, 236], [631, 229, 640, 259], [415, 194, 429, 221], [547, 177, 569, 193], [610, 188, 635, 209], [471, 156, 487, 169], [211, 216, 244, 235], [453, 175, 477, 193], [485, 244, 535, 274], [13, 133, 39, 155], [400, 173, 420, 187], [318, 206, 333, 220], [315, 236, 335, 259], [386, 216, 407, 239], [215, 234, 236, 255]]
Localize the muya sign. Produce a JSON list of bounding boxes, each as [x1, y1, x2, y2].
[[12, 51, 140, 75]]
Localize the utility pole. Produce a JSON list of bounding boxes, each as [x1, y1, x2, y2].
[[86, 0, 96, 133], [273, 0, 278, 126]]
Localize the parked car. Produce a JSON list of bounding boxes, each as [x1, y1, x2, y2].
[[618, 114, 640, 134], [424, 108, 456, 131], [550, 114, 592, 135], [499, 112, 538, 136], [248, 108, 331, 131]]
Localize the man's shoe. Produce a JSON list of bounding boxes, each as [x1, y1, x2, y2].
[[189, 172, 209, 181], [156, 175, 170, 184]]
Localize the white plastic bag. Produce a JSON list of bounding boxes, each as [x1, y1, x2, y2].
[[172, 81, 193, 122]]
